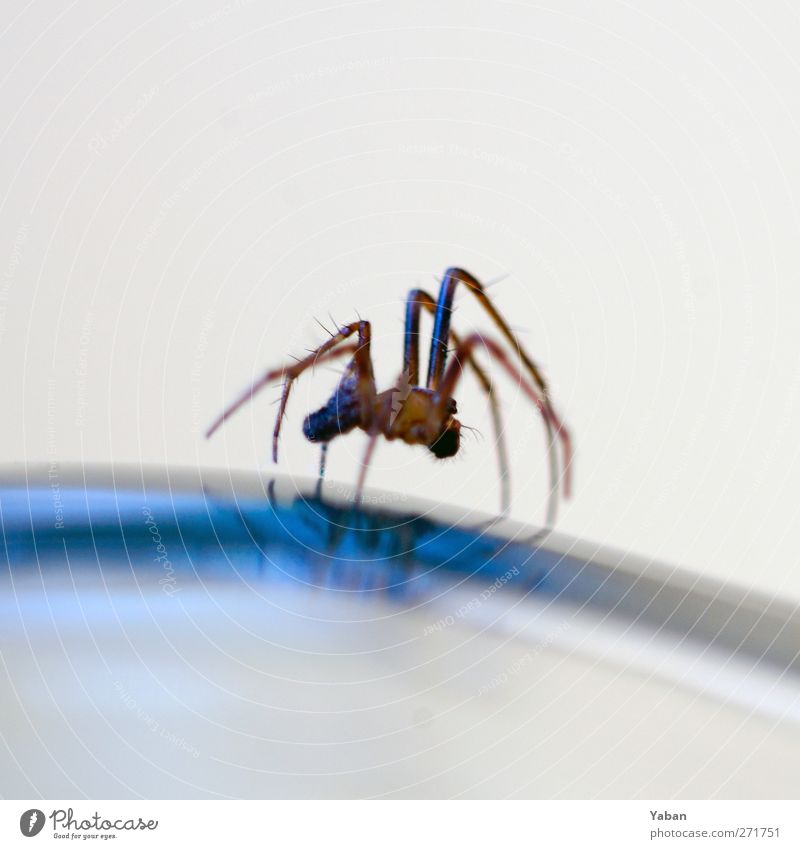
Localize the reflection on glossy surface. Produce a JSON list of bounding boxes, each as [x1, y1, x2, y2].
[[1, 465, 799, 798]]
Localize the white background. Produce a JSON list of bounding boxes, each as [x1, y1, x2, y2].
[[2, 0, 799, 599]]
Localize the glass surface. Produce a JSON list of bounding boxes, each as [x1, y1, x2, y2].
[[1, 465, 799, 798]]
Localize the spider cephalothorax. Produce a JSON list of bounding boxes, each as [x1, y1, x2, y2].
[[206, 267, 571, 522]]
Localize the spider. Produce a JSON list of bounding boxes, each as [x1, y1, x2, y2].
[[206, 267, 572, 522]]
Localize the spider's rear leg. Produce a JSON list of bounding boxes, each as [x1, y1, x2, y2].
[[405, 288, 511, 513], [426, 268, 567, 517], [314, 443, 329, 498]]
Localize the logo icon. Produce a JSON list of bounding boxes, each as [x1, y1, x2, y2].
[[19, 809, 45, 837]]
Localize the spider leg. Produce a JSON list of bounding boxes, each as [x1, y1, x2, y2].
[[437, 333, 572, 525], [405, 288, 511, 513], [207, 342, 358, 460], [319, 442, 329, 478], [205, 319, 373, 461], [352, 381, 400, 503], [301, 320, 377, 450], [426, 268, 564, 511], [354, 428, 381, 504], [426, 268, 549, 396], [314, 442, 329, 498], [403, 289, 430, 385], [271, 344, 359, 461]]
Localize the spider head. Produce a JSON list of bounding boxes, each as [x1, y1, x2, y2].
[[428, 417, 461, 459]]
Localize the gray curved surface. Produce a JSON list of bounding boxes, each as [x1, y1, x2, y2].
[[0, 464, 798, 798]]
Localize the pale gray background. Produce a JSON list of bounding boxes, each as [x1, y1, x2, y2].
[[2, 0, 799, 599]]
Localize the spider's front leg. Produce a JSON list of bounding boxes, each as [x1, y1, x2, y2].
[[404, 288, 512, 512], [427, 268, 567, 520], [437, 332, 572, 526]]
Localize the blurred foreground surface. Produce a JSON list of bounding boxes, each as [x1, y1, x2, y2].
[[1, 465, 798, 798]]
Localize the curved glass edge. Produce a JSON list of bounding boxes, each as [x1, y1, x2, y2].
[[0, 461, 798, 678]]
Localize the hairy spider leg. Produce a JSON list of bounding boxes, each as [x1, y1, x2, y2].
[[314, 442, 329, 498], [437, 333, 572, 526], [272, 343, 368, 463], [354, 427, 381, 504], [205, 319, 375, 461], [425, 267, 566, 503], [404, 288, 511, 513], [426, 268, 549, 395], [205, 343, 356, 440], [353, 386, 398, 502]]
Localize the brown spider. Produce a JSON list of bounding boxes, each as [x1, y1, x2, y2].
[[206, 267, 572, 522]]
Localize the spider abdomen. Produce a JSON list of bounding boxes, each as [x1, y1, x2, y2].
[[302, 386, 361, 443]]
